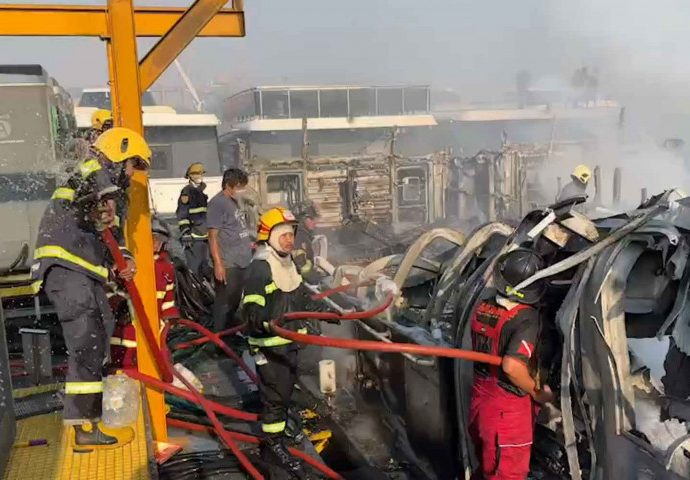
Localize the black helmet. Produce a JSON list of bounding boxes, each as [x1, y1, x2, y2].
[[494, 248, 545, 305], [151, 216, 171, 239]]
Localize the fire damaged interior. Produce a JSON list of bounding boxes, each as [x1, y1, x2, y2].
[[309, 191, 690, 479]]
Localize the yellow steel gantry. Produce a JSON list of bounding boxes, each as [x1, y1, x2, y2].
[[0, 0, 245, 442]]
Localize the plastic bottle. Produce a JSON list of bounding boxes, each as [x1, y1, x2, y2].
[[102, 373, 140, 427]]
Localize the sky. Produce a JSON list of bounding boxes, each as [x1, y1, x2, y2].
[[6, 1, 690, 131]]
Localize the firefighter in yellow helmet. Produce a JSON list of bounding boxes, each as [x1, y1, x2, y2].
[[88, 109, 113, 144], [242, 207, 329, 478], [176, 162, 212, 281], [557, 164, 592, 203], [32, 127, 150, 446]]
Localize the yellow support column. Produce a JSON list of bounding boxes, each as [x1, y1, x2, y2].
[[107, 0, 167, 441]]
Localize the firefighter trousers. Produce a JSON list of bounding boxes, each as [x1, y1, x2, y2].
[[254, 345, 298, 436], [44, 266, 115, 423], [185, 240, 212, 282]]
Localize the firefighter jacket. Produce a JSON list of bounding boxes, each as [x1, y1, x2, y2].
[[176, 183, 208, 240], [242, 245, 320, 348], [155, 251, 180, 320], [31, 158, 132, 286]]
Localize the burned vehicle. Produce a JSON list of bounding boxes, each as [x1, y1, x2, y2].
[[313, 191, 690, 479]]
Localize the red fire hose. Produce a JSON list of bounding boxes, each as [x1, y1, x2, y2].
[[160, 324, 265, 480], [271, 295, 502, 366], [106, 221, 500, 477], [173, 323, 245, 350], [171, 282, 368, 351], [102, 228, 173, 382], [176, 319, 258, 384], [167, 418, 343, 480], [104, 228, 373, 478], [124, 368, 258, 422]]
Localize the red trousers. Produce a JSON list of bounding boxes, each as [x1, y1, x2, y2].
[[468, 376, 537, 480]]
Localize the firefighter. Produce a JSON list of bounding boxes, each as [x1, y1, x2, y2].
[[468, 248, 554, 480], [87, 109, 113, 144], [152, 217, 181, 321], [177, 162, 212, 282], [292, 200, 320, 283], [557, 164, 591, 203], [110, 217, 180, 368], [242, 207, 325, 478], [31, 127, 150, 446]]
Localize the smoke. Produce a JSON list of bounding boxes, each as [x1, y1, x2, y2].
[[536, 139, 690, 212]]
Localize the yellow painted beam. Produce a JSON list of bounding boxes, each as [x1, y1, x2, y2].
[[107, 0, 167, 442], [0, 4, 244, 37], [139, 0, 241, 91]]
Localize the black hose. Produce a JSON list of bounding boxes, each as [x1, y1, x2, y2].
[[158, 449, 243, 479], [171, 256, 216, 329]]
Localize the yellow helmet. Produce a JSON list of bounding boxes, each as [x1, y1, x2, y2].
[[91, 109, 113, 130], [92, 127, 152, 166], [257, 207, 297, 242], [185, 162, 206, 178], [572, 164, 592, 184]]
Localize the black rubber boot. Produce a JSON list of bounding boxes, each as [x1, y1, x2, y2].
[[260, 435, 311, 479], [74, 422, 118, 446]]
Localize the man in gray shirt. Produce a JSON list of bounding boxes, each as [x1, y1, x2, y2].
[[207, 168, 253, 330]]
